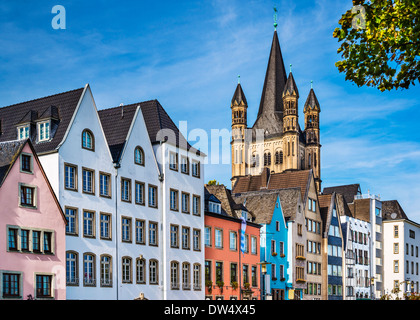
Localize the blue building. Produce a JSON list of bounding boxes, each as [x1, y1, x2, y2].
[[320, 192, 344, 300], [234, 191, 289, 300]]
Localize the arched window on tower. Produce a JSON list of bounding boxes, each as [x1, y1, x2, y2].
[[279, 151, 283, 164], [264, 152, 271, 166], [292, 142, 295, 156], [288, 142, 290, 156], [308, 153, 312, 168], [314, 153, 317, 168]]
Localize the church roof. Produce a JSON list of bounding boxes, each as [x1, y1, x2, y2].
[[252, 30, 287, 137], [304, 88, 320, 111], [323, 184, 361, 204], [283, 72, 299, 98], [231, 83, 247, 106]]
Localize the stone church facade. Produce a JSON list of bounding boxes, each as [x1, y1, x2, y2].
[[231, 30, 322, 193]]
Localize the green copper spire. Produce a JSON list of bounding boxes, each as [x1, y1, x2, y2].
[[290, 63, 292, 73], [273, 6, 278, 30]]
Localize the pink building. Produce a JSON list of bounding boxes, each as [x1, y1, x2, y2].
[[0, 139, 66, 300]]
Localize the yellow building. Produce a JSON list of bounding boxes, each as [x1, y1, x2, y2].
[[231, 30, 321, 193]]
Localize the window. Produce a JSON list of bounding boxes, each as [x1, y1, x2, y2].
[[43, 232, 52, 253], [83, 210, 95, 238], [36, 274, 52, 298], [171, 261, 179, 289], [33, 231, 40, 252], [251, 236, 257, 255], [193, 195, 201, 216], [394, 225, 399, 238], [66, 251, 78, 286], [136, 258, 146, 284], [182, 192, 190, 213], [215, 229, 223, 248], [18, 126, 30, 140], [149, 260, 158, 284], [394, 260, 399, 273], [393, 243, 399, 254], [100, 255, 112, 287], [82, 129, 94, 150], [82, 168, 94, 194], [8, 228, 18, 251], [64, 163, 77, 191], [122, 257, 132, 283], [170, 189, 178, 211], [193, 229, 201, 251], [20, 153, 32, 173], [192, 160, 200, 178], [205, 261, 212, 282], [21, 229, 29, 251], [410, 229, 416, 239], [134, 147, 144, 166], [149, 222, 158, 246], [99, 172, 111, 198], [122, 217, 132, 242], [271, 264, 276, 280], [252, 266, 257, 287], [297, 223, 303, 236], [38, 121, 50, 141], [135, 181, 145, 205], [243, 265, 249, 285], [215, 262, 223, 283], [182, 263, 191, 290], [193, 264, 201, 290], [230, 231, 237, 251], [230, 263, 237, 284], [205, 227, 211, 247], [169, 152, 178, 171], [181, 156, 189, 174], [170, 225, 179, 248], [135, 219, 145, 244], [121, 178, 131, 202], [100, 213, 111, 240], [182, 227, 190, 250], [148, 185, 157, 208], [20, 184, 36, 207], [83, 254, 96, 286]]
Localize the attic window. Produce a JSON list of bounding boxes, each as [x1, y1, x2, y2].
[[82, 129, 94, 150], [208, 201, 221, 214], [38, 121, 50, 142], [18, 126, 30, 140]]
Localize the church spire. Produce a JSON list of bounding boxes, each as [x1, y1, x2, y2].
[[256, 30, 288, 120]]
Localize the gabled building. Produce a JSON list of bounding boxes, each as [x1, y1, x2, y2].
[[204, 184, 261, 300], [233, 190, 289, 300], [319, 193, 345, 300], [232, 168, 322, 300], [0, 85, 206, 300], [0, 139, 66, 300], [382, 200, 420, 299]]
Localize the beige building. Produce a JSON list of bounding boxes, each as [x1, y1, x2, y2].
[[230, 30, 321, 193]]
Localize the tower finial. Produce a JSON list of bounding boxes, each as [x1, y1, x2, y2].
[[273, 6, 278, 30], [311, 80, 313, 89], [289, 64, 292, 73], [238, 75, 241, 84]]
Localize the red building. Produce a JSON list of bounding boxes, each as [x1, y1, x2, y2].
[[204, 185, 261, 300]]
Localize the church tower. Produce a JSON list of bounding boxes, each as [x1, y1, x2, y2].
[[304, 83, 321, 192], [282, 69, 299, 170], [231, 79, 248, 179]]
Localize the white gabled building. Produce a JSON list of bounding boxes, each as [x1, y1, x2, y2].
[[382, 200, 420, 299], [0, 85, 205, 300]]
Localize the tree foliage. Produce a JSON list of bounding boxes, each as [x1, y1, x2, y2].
[[333, 0, 420, 91]]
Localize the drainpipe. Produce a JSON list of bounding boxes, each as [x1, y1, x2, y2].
[[114, 163, 120, 300], [159, 138, 167, 300]]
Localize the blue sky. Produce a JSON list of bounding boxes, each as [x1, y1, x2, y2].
[[1, 0, 420, 221]]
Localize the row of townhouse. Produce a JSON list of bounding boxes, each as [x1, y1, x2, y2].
[[0, 84, 206, 300]]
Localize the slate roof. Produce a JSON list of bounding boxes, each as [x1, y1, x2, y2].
[[382, 200, 409, 221], [283, 72, 299, 98], [0, 139, 27, 186], [231, 83, 247, 106], [232, 168, 312, 201], [99, 99, 202, 163], [0, 87, 85, 154], [233, 191, 278, 225], [303, 88, 320, 111], [204, 184, 252, 220], [323, 184, 362, 204], [252, 30, 287, 138]]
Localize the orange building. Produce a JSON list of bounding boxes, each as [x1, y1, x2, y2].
[[204, 185, 261, 300]]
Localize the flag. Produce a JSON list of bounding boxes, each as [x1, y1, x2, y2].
[[240, 216, 247, 254]]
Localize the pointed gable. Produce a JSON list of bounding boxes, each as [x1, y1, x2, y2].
[[304, 88, 320, 112], [283, 72, 299, 98]]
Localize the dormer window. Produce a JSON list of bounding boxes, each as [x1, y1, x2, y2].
[[82, 129, 94, 151], [38, 121, 50, 142], [18, 126, 30, 140], [242, 211, 249, 221], [134, 146, 144, 166], [208, 201, 221, 214]]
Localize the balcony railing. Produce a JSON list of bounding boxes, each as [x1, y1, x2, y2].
[[66, 277, 79, 286], [83, 277, 96, 286]]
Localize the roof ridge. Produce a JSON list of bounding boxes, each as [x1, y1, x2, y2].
[[99, 99, 157, 113], [0, 87, 84, 110]]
